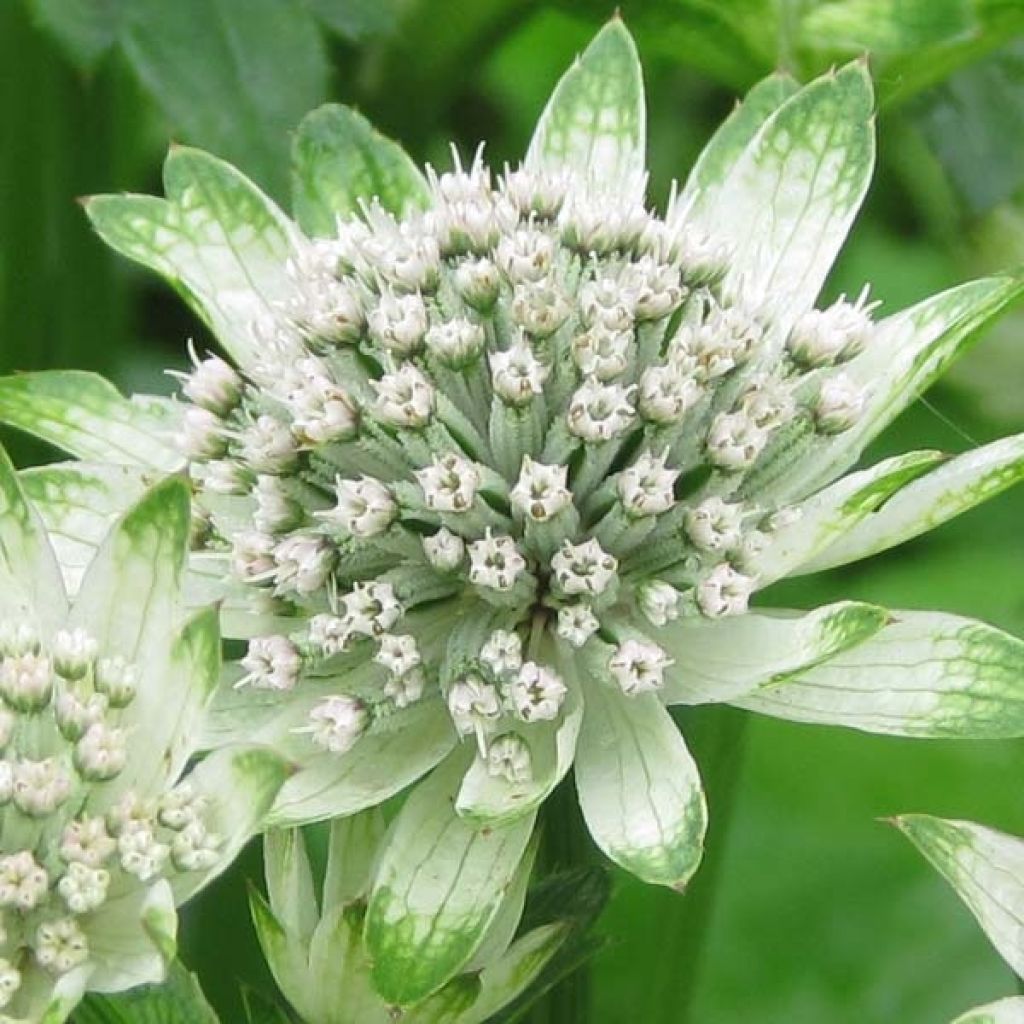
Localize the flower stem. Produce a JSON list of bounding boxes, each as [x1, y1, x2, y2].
[[528, 775, 594, 1024], [649, 704, 749, 1023]]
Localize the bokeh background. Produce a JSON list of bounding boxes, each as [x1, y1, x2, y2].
[[1, 2, 1023, 1021]]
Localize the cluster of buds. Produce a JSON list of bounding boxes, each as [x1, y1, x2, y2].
[[0, 621, 222, 1010], [176, 144, 874, 764]]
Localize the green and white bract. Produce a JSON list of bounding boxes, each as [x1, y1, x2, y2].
[[0, 451, 286, 1023], [251, 809, 588, 1023], [0, 15, 1019, 1008], [896, 817, 1024, 1024]]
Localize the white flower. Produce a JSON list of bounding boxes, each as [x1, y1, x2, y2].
[[685, 497, 745, 553], [240, 636, 302, 691], [696, 563, 756, 618], [425, 317, 485, 367], [375, 634, 421, 677], [367, 289, 429, 355], [507, 662, 567, 722], [815, 372, 867, 433], [557, 604, 600, 648], [416, 453, 481, 512], [608, 638, 673, 695], [180, 347, 242, 414], [487, 733, 533, 784], [617, 450, 678, 517], [422, 527, 465, 570], [551, 539, 618, 597], [788, 287, 876, 367], [480, 629, 523, 677], [510, 457, 572, 522], [323, 475, 397, 537], [490, 336, 549, 404], [467, 532, 527, 591], [638, 580, 682, 627], [302, 695, 369, 754], [567, 377, 636, 441], [372, 363, 435, 427], [447, 675, 502, 745]]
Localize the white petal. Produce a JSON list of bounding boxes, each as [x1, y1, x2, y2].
[[574, 672, 706, 888], [734, 611, 1024, 738]]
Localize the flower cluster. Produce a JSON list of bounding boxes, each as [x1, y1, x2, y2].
[[177, 129, 881, 779], [0, 621, 220, 1003]]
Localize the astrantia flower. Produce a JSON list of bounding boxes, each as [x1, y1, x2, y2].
[[895, 816, 1024, 1023], [2, 17, 1024, 1007], [250, 795, 601, 1020], [0, 452, 285, 1022]]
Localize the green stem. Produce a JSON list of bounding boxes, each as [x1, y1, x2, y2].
[[527, 776, 594, 1024], [650, 705, 749, 1023]]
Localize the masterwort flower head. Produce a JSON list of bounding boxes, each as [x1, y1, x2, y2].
[[2, 16, 1022, 1008], [0, 452, 285, 1022], [250, 797, 606, 1020]]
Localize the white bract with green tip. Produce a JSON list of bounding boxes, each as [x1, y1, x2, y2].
[[0, 450, 286, 1023], [2, 15, 1023, 1008], [251, 809, 576, 1024], [896, 816, 1024, 1024]]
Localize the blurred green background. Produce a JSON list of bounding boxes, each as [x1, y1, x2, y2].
[[1, 1, 1023, 1021]]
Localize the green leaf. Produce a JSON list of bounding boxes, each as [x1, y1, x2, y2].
[[117, 0, 328, 199], [172, 745, 289, 903], [748, 449, 944, 584], [86, 149, 303, 368], [656, 601, 890, 705], [525, 17, 646, 198], [953, 997, 1024, 1023], [0, 372, 181, 471], [689, 62, 874, 332], [291, 104, 430, 236], [679, 72, 798, 209], [787, 273, 1024, 500], [0, 442, 68, 630], [20, 462, 153, 596], [26, 0, 119, 69], [801, 433, 1024, 573], [574, 672, 707, 889], [305, 0, 403, 41], [895, 816, 1024, 978], [365, 752, 537, 1005], [734, 610, 1024, 738], [74, 961, 220, 1024]]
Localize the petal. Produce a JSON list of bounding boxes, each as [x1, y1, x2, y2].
[[676, 72, 798, 213], [171, 745, 289, 903], [321, 809, 387, 910], [456, 676, 582, 826], [0, 443, 69, 632], [525, 18, 646, 198], [72, 963, 220, 1023], [20, 966, 92, 1024], [733, 610, 1024, 738], [953, 998, 1024, 1023], [21, 462, 153, 597], [364, 751, 536, 1005], [291, 104, 430, 236], [800, 432, 1024, 573], [656, 601, 889, 705], [0, 372, 181, 472], [746, 449, 943, 586], [86, 147, 304, 368], [81, 879, 177, 993], [264, 696, 457, 827], [768, 273, 1024, 502], [574, 671, 707, 889], [688, 62, 874, 331], [461, 923, 571, 1024], [263, 829, 317, 942], [895, 816, 1024, 978]]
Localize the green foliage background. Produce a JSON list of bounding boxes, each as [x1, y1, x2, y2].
[[1, 1, 1022, 1021]]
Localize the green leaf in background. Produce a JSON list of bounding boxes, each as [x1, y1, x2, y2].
[[26, 0, 119, 69], [73, 963, 220, 1024], [304, 0, 405, 41], [291, 104, 430, 236], [117, 0, 329, 199]]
